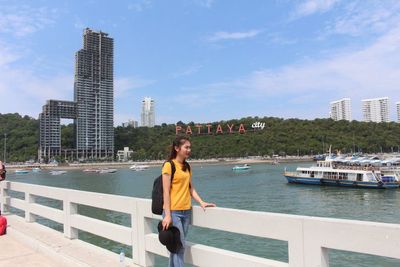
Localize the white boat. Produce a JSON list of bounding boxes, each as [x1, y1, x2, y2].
[[32, 167, 41, 172], [50, 170, 67, 176], [284, 159, 399, 189], [130, 164, 150, 171], [98, 168, 117, 174], [232, 164, 251, 171], [83, 168, 99, 173], [15, 169, 29, 174]]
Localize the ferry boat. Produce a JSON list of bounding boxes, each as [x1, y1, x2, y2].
[[32, 167, 41, 172], [232, 164, 251, 171], [284, 159, 399, 189]]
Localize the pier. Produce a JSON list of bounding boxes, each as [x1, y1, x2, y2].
[[0, 181, 399, 267]]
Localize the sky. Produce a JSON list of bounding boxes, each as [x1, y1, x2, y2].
[[0, 0, 399, 125]]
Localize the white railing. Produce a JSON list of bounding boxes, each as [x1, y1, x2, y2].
[[1, 181, 400, 267]]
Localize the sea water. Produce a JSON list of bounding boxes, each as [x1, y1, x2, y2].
[[7, 162, 400, 267]]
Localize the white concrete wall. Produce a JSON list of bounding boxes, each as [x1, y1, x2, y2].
[[1, 181, 400, 267]]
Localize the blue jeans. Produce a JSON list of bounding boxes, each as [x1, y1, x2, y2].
[[162, 209, 192, 267]]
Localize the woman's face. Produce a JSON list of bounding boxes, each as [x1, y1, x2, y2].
[[176, 140, 191, 159]]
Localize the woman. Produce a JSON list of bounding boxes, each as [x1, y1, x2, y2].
[[162, 136, 216, 267]]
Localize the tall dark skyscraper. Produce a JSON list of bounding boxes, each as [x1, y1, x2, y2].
[[39, 28, 114, 161], [74, 28, 114, 156]]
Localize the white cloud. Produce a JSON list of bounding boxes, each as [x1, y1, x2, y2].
[[293, 0, 340, 18], [207, 30, 262, 42], [128, 0, 152, 12], [171, 64, 202, 78], [0, 4, 57, 37], [115, 76, 155, 98], [326, 1, 400, 36], [178, 26, 400, 120], [195, 0, 215, 8], [0, 65, 73, 117]]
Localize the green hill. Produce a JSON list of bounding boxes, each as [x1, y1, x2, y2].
[[1, 113, 400, 162], [115, 117, 400, 160]]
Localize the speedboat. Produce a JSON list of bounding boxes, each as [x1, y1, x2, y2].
[[83, 168, 99, 173], [98, 168, 117, 174], [130, 165, 150, 171], [50, 170, 67, 176], [232, 164, 251, 171], [32, 167, 41, 172], [15, 169, 29, 174]]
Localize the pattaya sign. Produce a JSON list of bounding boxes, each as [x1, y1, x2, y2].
[[176, 121, 266, 135]]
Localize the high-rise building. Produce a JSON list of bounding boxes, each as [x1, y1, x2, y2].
[[39, 100, 77, 159], [396, 101, 400, 123], [122, 120, 138, 128], [74, 28, 114, 157], [362, 97, 389, 123], [141, 97, 155, 127], [39, 28, 114, 161], [330, 98, 352, 121]]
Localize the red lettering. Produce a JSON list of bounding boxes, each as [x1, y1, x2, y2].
[[176, 125, 182, 135], [227, 124, 234, 133], [216, 124, 223, 134], [186, 126, 193, 135], [238, 123, 246, 133], [195, 125, 202, 134], [207, 124, 212, 134]]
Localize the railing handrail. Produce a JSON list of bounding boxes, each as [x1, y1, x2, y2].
[[1, 181, 400, 267]]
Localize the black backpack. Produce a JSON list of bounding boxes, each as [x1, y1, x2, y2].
[[0, 164, 6, 181], [151, 160, 191, 215], [152, 161, 176, 215]]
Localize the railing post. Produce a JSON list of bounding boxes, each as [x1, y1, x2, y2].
[[25, 192, 36, 222], [131, 200, 140, 265], [0, 181, 10, 214], [63, 196, 78, 239], [303, 220, 330, 267], [136, 200, 155, 267]]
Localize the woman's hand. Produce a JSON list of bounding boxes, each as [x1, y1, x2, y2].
[[162, 214, 172, 230], [200, 201, 216, 211]]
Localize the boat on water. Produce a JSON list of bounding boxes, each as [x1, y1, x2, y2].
[[271, 158, 280, 165], [232, 164, 251, 171], [32, 167, 41, 172], [50, 170, 67, 176], [98, 168, 117, 174], [15, 169, 29, 174], [284, 157, 400, 189], [130, 165, 150, 171], [83, 168, 99, 173]]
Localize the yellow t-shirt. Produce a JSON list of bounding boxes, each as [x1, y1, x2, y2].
[[162, 159, 192, 210]]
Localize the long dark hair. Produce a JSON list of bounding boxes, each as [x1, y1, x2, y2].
[[168, 136, 190, 171]]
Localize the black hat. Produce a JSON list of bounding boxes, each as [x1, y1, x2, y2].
[[157, 221, 182, 253]]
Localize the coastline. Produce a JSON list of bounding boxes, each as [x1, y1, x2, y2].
[[5, 156, 313, 170]]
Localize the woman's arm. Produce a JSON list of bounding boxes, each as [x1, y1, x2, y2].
[[162, 173, 172, 229], [190, 176, 216, 211]]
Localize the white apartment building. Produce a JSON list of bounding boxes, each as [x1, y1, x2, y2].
[[141, 97, 155, 127], [362, 97, 390, 123], [396, 101, 400, 123], [330, 98, 352, 121]]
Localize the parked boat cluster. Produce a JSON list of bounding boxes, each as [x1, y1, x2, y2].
[[13, 164, 151, 176]]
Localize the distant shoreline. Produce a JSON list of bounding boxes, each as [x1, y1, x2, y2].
[[5, 157, 313, 170]]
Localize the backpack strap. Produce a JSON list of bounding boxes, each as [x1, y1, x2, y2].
[[185, 162, 191, 173], [169, 160, 176, 183]]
